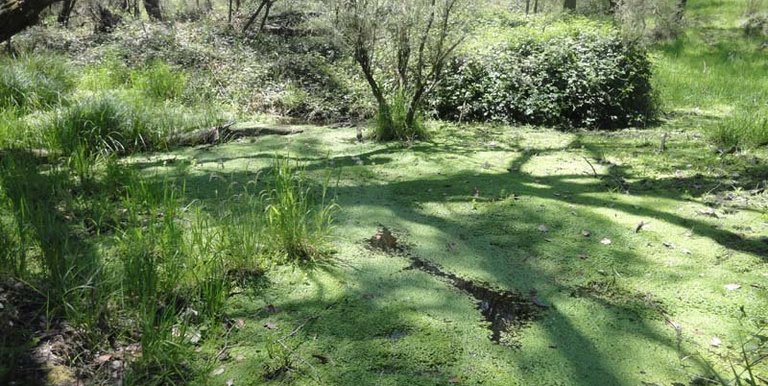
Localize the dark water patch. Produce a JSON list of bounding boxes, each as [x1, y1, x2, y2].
[[404, 255, 544, 346]]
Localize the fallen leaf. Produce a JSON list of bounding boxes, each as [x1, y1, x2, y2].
[[448, 376, 461, 384], [187, 329, 202, 344], [724, 283, 741, 291], [710, 337, 721, 347], [312, 353, 330, 364], [581, 230, 591, 237], [538, 224, 549, 233], [529, 289, 549, 308], [697, 208, 719, 218], [578, 254, 589, 260], [662, 242, 674, 249], [635, 221, 647, 233], [234, 319, 246, 329], [264, 322, 277, 330], [211, 367, 225, 376], [681, 248, 692, 255], [95, 354, 112, 364], [600, 238, 612, 245], [226, 379, 235, 386], [369, 227, 398, 252]]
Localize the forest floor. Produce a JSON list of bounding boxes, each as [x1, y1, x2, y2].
[[131, 120, 767, 385]]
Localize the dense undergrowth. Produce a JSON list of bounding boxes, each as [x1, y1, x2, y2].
[[433, 16, 657, 129], [0, 147, 337, 383], [0, 77, 337, 384]]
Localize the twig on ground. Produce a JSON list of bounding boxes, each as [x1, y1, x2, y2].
[[582, 156, 599, 178]]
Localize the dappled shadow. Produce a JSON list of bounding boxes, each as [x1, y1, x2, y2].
[[132, 126, 768, 384]]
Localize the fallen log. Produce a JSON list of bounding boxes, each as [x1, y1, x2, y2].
[[170, 121, 305, 147]]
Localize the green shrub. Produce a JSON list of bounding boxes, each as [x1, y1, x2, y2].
[[0, 55, 75, 111], [131, 61, 188, 101], [431, 17, 657, 129], [79, 56, 130, 92], [53, 93, 150, 155], [708, 109, 768, 149]]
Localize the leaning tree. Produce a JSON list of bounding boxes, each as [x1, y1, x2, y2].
[[331, 0, 471, 141]]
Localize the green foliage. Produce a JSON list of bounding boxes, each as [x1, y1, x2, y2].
[[52, 92, 223, 155], [79, 56, 131, 92], [0, 55, 75, 112], [54, 93, 146, 155], [263, 157, 337, 263], [708, 109, 768, 149], [432, 17, 657, 129], [131, 60, 188, 101]]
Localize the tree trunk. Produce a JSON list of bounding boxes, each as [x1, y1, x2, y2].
[[143, 0, 162, 20], [258, 0, 272, 32], [674, 0, 687, 22], [170, 122, 304, 147], [242, 0, 268, 33], [58, 0, 77, 26], [1, 0, 63, 41], [564, 0, 576, 12]]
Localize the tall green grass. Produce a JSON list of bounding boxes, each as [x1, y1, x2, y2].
[[0, 55, 75, 111], [263, 157, 338, 263], [708, 109, 768, 149], [373, 92, 429, 142]]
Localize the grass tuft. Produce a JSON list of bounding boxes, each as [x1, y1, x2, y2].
[[708, 109, 768, 149], [373, 92, 429, 142], [0, 55, 75, 111], [263, 157, 338, 263]]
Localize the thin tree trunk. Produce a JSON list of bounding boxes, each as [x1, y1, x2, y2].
[[674, 0, 687, 22], [242, 0, 268, 33], [258, 1, 272, 32], [564, 0, 576, 12], [533, 0, 539, 14], [228, 0, 233, 23], [525, 0, 530, 15], [58, 0, 77, 26], [143, 0, 162, 20], [1, 0, 64, 41]]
